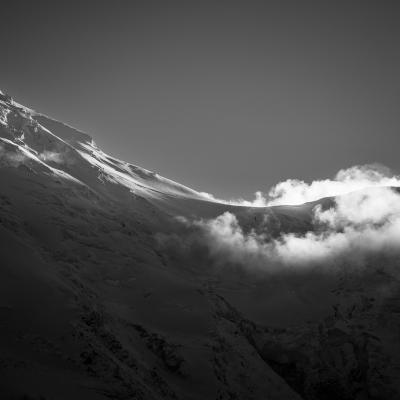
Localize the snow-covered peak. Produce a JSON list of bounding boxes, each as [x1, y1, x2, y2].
[[0, 92, 212, 203]]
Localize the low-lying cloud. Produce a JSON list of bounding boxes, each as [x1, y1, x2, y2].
[[161, 167, 400, 272], [194, 189, 400, 267], [267, 164, 400, 206], [202, 164, 400, 207]]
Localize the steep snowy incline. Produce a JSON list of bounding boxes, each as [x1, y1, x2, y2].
[[0, 91, 213, 204]]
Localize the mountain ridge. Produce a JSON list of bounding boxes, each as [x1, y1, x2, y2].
[[0, 90, 214, 207]]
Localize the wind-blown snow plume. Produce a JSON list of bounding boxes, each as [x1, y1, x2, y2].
[[39, 150, 65, 164], [0, 141, 29, 166], [0, 141, 67, 167], [200, 190, 268, 207]]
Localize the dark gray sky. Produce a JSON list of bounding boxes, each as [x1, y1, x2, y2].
[[2, 1, 400, 199]]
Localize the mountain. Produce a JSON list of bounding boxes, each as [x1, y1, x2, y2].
[[0, 91, 399, 400]]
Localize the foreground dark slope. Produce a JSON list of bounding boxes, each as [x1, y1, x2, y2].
[[0, 93, 399, 400]]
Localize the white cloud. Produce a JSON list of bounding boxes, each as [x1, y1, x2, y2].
[[315, 186, 400, 228], [267, 164, 400, 206], [201, 164, 400, 207], [170, 185, 400, 270]]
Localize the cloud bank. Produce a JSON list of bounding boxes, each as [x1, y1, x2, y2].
[[162, 172, 400, 272], [202, 164, 400, 207], [267, 164, 400, 206], [193, 188, 400, 269]]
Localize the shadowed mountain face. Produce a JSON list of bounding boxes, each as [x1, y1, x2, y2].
[[0, 92, 400, 400]]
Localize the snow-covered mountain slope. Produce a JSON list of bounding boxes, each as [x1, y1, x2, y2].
[[1, 91, 399, 400], [0, 90, 213, 206]]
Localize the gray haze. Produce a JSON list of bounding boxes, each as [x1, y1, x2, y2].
[[2, 1, 400, 199]]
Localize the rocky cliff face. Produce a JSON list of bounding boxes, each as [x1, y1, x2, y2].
[[0, 93, 399, 400]]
